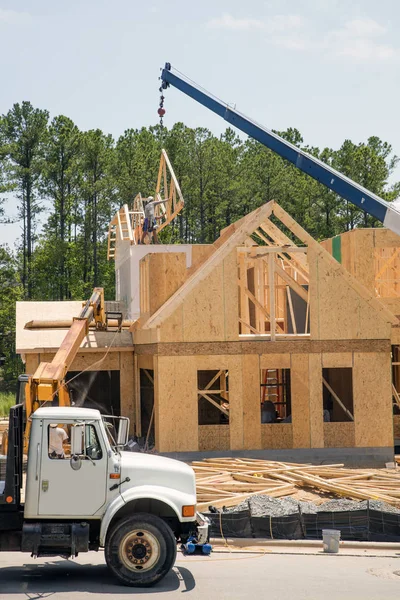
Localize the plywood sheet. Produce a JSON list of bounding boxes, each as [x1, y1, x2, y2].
[[261, 424, 293, 449], [191, 245, 215, 271], [260, 354, 291, 369], [322, 353, 353, 368], [147, 253, 187, 316], [120, 351, 134, 432], [291, 354, 310, 448], [25, 354, 40, 375], [242, 354, 261, 449], [226, 355, 244, 450], [198, 425, 230, 451], [353, 230, 375, 293], [39, 352, 120, 372], [309, 353, 324, 448], [155, 356, 198, 452], [374, 229, 400, 248], [137, 355, 154, 369], [159, 308, 183, 343], [324, 422, 355, 448], [182, 263, 225, 342], [309, 247, 392, 341], [320, 239, 332, 255], [223, 250, 239, 341], [353, 352, 393, 447]]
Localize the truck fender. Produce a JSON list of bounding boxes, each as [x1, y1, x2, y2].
[[100, 485, 196, 546]]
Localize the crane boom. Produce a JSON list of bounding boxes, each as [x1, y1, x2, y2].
[[160, 63, 400, 236]]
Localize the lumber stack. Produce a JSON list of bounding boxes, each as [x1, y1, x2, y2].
[[191, 458, 400, 512]]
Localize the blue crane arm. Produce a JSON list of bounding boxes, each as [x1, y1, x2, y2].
[[160, 63, 400, 235]]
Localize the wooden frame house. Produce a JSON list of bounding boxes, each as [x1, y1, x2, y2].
[[127, 201, 397, 462]]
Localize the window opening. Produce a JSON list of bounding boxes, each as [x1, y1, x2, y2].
[[322, 368, 354, 422], [260, 368, 291, 423], [197, 370, 229, 425]]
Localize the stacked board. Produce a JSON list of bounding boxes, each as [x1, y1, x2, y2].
[[191, 458, 400, 511]]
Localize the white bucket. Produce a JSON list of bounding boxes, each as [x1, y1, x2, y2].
[[322, 529, 340, 553]]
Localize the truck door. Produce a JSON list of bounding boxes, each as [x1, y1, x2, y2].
[[38, 421, 107, 517]]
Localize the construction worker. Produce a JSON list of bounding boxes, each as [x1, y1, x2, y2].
[[141, 196, 166, 244], [49, 424, 68, 459]]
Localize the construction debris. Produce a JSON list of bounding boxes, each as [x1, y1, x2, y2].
[[192, 458, 400, 512]]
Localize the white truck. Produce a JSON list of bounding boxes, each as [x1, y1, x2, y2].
[[0, 401, 208, 587]]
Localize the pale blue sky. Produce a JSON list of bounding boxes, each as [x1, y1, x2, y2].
[[1, 0, 399, 246]]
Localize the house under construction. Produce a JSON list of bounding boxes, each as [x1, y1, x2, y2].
[[15, 152, 400, 466]]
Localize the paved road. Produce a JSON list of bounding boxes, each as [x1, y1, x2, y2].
[[0, 551, 399, 599]]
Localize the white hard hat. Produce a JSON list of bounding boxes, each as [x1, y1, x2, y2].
[[147, 196, 154, 201]]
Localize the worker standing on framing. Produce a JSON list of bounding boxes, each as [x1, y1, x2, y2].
[[141, 196, 166, 244]]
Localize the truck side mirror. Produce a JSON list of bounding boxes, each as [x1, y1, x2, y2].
[[117, 418, 129, 447], [71, 423, 85, 455]]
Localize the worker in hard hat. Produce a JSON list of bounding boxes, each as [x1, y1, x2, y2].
[[141, 196, 166, 244]]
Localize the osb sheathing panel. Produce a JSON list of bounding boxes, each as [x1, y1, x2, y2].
[[120, 352, 135, 432], [223, 250, 239, 341], [308, 246, 392, 341], [322, 352, 353, 368], [182, 263, 225, 342], [155, 355, 198, 452], [147, 253, 187, 317], [309, 353, 324, 448], [242, 354, 261, 449], [394, 415, 400, 438], [261, 424, 293, 449], [159, 255, 239, 344], [291, 354, 311, 448], [137, 355, 154, 369], [133, 328, 159, 345], [38, 352, 120, 371], [353, 230, 375, 293], [324, 422, 355, 448], [320, 239, 332, 254], [260, 354, 291, 369], [158, 309, 183, 343], [374, 229, 400, 248], [340, 232, 355, 276], [25, 354, 40, 374], [190, 245, 215, 272], [353, 352, 393, 447], [198, 425, 230, 451]]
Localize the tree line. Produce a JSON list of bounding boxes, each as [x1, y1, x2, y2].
[[0, 101, 399, 387]]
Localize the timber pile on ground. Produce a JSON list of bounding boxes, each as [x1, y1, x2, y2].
[[191, 458, 400, 512]]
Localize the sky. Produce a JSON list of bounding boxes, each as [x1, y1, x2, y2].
[[1, 0, 400, 247]]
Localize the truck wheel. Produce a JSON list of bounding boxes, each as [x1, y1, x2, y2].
[[105, 513, 177, 587]]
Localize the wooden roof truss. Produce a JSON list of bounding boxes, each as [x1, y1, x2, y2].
[[108, 149, 185, 259]]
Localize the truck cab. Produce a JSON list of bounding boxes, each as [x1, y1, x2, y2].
[[0, 404, 207, 587]]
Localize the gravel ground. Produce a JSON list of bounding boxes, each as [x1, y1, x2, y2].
[[221, 495, 400, 516]]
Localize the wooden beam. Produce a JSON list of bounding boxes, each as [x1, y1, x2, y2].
[[287, 287, 297, 335], [269, 252, 276, 341], [322, 377, 354, 421], [198, 391, 229, 416], [238, 246, 306, 254], [274, 262, 309, 303]]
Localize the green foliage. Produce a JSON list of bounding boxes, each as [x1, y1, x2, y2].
[[0, 102, 399, 388], [0, 391, 15, 416], [0, 246, 23, 388]]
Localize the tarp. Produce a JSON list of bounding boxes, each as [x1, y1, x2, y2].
[[205, 504, 400, 542]]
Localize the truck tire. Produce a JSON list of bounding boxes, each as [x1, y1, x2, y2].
[[105, 512, 177, 587]]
